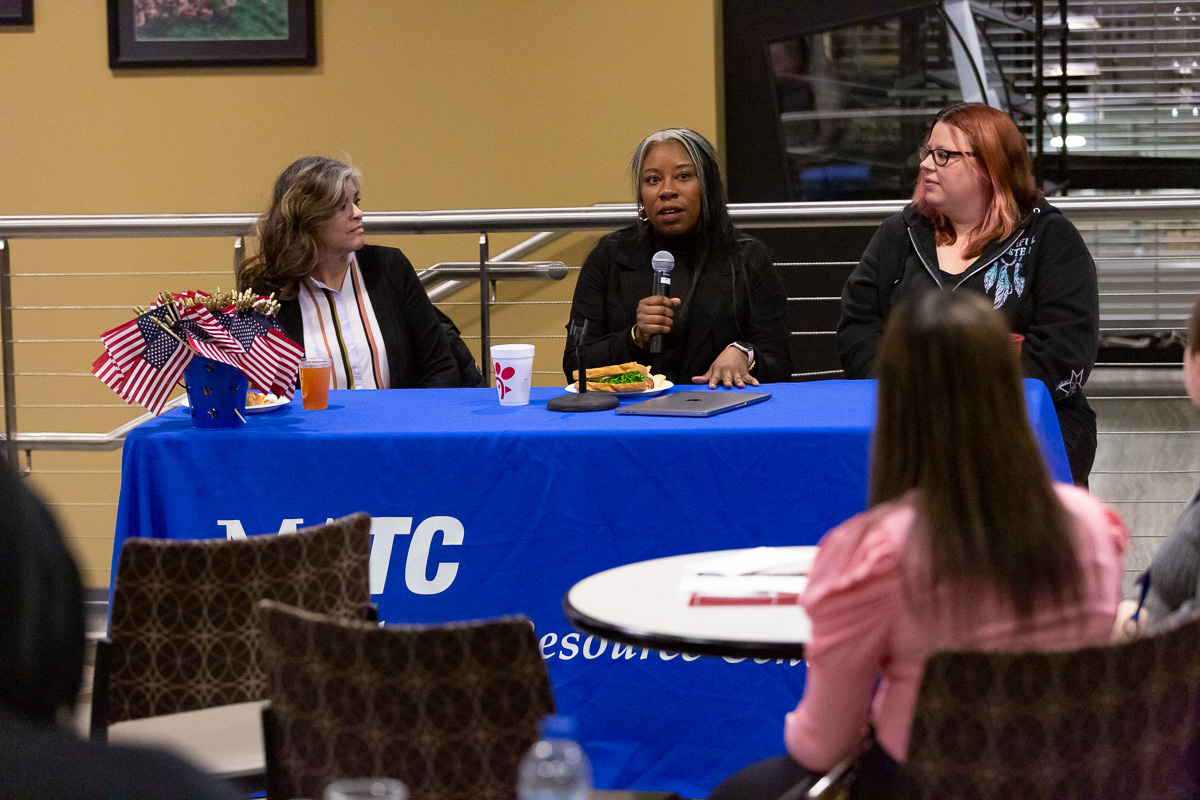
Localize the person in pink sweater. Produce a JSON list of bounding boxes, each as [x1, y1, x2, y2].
[[709, 291, 1127, 800]]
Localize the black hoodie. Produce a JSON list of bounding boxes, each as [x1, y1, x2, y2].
[[838, 198, 1099, 481]]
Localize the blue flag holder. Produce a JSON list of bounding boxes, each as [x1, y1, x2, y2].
[[184, 356, 248, 429]]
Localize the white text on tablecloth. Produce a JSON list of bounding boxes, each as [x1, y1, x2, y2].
[[216, 515, 463, 595]]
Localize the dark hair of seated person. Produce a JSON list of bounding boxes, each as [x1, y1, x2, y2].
[[872, 290, 1082, 618], [0, 463, 238, 800], [0, 462, 85, 722]]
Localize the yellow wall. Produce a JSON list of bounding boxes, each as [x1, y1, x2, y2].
[[0, 1, 721, 587]]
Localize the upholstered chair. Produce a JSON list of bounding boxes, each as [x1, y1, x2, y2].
[[904, 612, 1200, 800], [257, 600, 554, 800], [89, 514, 372, 794]]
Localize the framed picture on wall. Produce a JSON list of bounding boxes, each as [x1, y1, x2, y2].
[[107, 0, 315, 69], [0, 0, 33, 26]]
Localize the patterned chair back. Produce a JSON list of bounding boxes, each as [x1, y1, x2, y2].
[[99, 513, 372, 728], [905, 612, 1200, 800], [257, 600, 555, 800]]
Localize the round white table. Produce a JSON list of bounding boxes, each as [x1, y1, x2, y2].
[[563, 546, 815, 660]]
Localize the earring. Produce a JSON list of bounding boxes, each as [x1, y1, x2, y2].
[[637, 205, 648, 223]]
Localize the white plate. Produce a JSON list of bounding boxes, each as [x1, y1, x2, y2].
[[564, 379, 673, 398], [180, 392, 291, 414]]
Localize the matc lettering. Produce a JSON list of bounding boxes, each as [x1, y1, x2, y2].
[[215, 515, 463, 595]]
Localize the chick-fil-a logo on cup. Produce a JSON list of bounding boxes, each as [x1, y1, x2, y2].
[[489, 344, 534, 406], [494, 362, 516, 399]]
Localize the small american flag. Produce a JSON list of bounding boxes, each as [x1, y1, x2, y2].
[[101, 305, 172, 371], [223, 309, 272, 350], [251, 328, 304, 399], [179, 302, 242, 351], [93, 304, 194, 414], [91, 351, 123, 394], [209, 307, 302, 399]]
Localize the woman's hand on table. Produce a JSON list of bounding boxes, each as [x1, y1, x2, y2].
[[694, 346, 758, 389], [634, 295, 681, 347]]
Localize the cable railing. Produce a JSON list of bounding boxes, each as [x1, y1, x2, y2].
[[4, 194, 1200, 465]]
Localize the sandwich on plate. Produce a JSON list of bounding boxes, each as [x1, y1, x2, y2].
[[571, 362, 657, 392]]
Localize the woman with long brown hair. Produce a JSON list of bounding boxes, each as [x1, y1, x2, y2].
[[238, 156, 460, 389], [710, 291, 1126, 799], [839, 103, 1100, 485]]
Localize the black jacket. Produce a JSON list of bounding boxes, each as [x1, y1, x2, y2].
[[563, 225, 793, 384], [0, 712, 237, 800], [277, 244, 459, 389], [839, 199, 1098, 406], [838, 199, 1099, 483]]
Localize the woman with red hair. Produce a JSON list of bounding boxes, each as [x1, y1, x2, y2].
[[838, 103, 1099, 485]]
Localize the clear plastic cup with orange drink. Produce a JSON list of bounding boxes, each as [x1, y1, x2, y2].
[[299, 357, 332, 410]]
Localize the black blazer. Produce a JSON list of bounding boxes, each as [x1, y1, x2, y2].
[[563, 225, 792, 384], [277, 245, 459, 388], [0, 712, 237, 800]]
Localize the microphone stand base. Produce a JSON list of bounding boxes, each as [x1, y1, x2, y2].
[[547, 392, 620, 412]]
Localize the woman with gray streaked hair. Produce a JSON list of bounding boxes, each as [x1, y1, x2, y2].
[[238, 156, 460, 389], [563, 129, 792, 388]]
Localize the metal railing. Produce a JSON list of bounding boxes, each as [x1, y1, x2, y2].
[[3, 193, 1200, 464], [419, 261, 568, 301], [4, 195, 1200, 239], [0, 240, 16, 469]]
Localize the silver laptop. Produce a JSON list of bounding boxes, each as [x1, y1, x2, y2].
[[615, 391, 771, 418]]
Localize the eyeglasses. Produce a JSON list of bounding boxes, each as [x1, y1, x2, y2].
[[918, 145, 975, 166]]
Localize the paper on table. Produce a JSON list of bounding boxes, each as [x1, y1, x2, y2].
[[679, 574, 809, 596], [680, 547, 815, 606], [688, 593, 800, 607], [685, 546, 818, 577]]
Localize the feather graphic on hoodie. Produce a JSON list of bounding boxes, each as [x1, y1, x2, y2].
[[985, 263, 1013, 308]]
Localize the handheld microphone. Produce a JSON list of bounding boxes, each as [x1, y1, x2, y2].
[[649, 250, 675, 355]]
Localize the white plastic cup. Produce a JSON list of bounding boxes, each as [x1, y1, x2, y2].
[[490, 344, 535, 406]]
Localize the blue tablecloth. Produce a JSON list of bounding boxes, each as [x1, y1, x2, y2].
[[113, 380, 1070, 797]]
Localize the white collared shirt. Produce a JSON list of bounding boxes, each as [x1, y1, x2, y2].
[[297, 252, 391, 390]]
